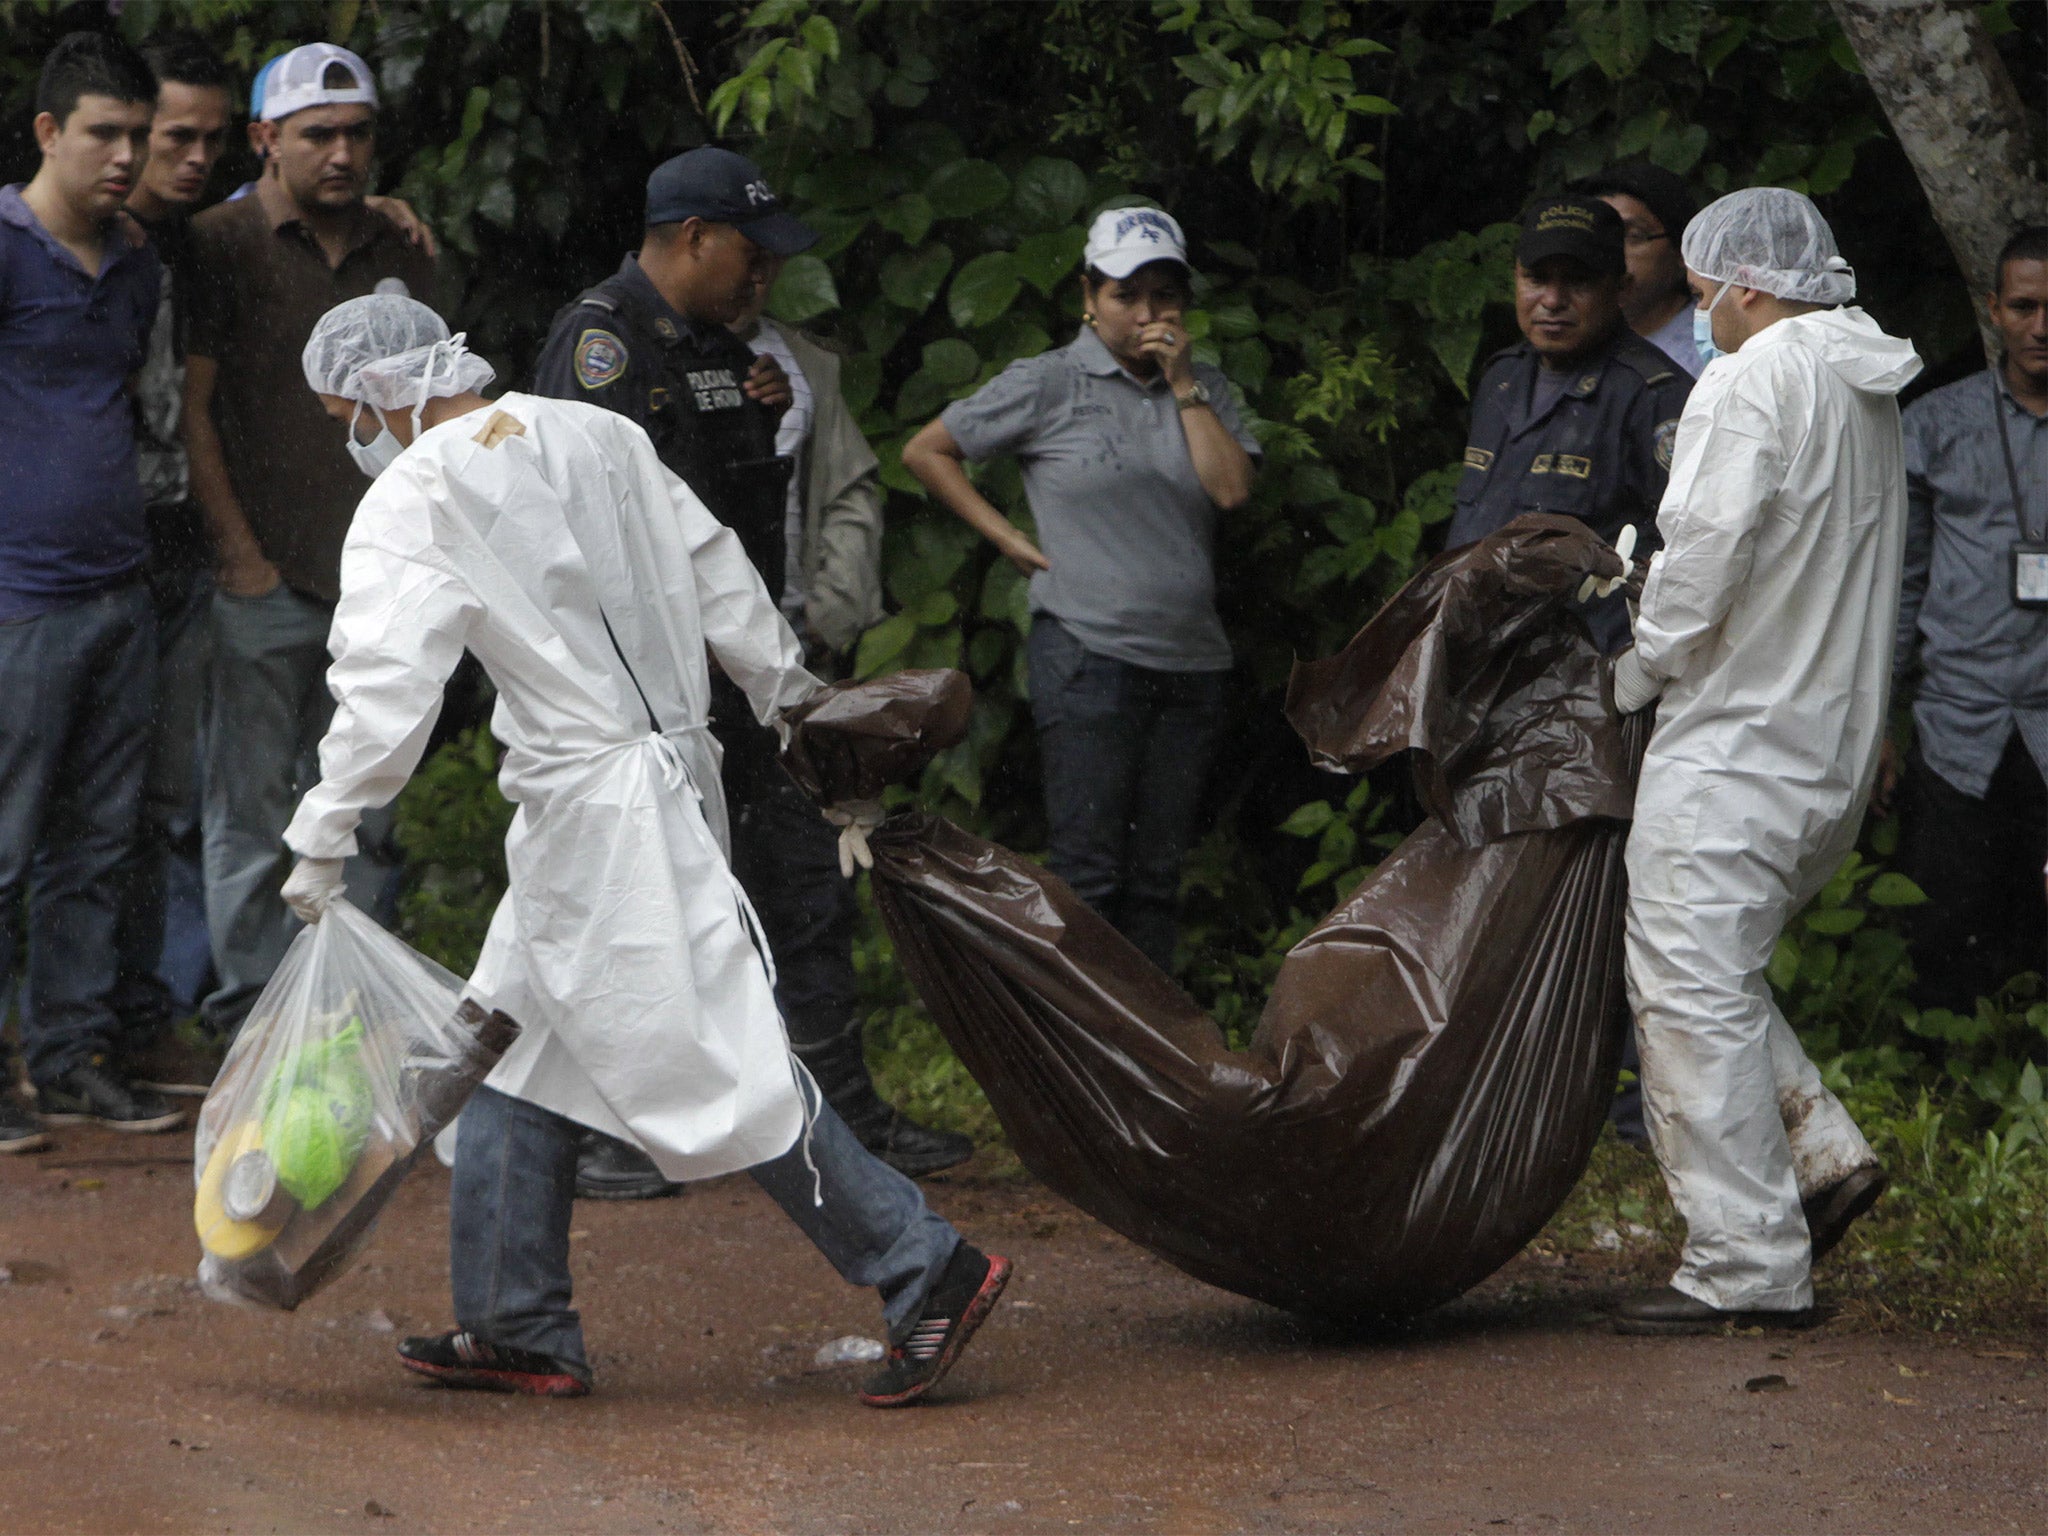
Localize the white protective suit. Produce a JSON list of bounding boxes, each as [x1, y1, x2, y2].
[[1623, 306, 1923, 1311], [284, 392, 822, 1180]]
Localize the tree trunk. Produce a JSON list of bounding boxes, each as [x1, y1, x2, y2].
[[1830, 0, 2048, 358]]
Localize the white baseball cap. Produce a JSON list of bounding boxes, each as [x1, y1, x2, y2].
[[259, 43, 377, 122], [1082, 206, 1190, 280]]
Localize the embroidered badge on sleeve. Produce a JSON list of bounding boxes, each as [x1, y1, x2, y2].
[[574, 328, 628, 391], [1654, 418, 1680, 472]]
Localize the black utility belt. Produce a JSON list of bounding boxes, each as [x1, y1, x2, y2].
[[2015, 542, 2048, 608]]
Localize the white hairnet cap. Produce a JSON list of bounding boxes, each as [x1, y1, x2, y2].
[[302, 293, 496, 415], [1681, 187, 1855, 305]]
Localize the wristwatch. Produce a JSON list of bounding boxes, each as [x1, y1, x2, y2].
[[1175, 381, 1211, 411]]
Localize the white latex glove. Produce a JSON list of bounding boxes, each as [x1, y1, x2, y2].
[[1576, 523, 1637, 603], [1610, 646, 1664, 715], [823, 799, 886, 880], [281, 856, 346, 923]]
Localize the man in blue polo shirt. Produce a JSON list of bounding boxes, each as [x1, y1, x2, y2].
[[0, 32, 182, 1151]]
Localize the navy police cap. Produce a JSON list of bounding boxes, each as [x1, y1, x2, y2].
[[1516, 194, 1626, 276], [644, 147, 817, 256]]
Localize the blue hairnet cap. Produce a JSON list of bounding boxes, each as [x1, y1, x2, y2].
[[644, 147, 816, 256]]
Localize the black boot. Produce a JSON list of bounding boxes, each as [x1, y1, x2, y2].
[[574, 1130, 682, 1201], [800, 1025, 974, 1179]]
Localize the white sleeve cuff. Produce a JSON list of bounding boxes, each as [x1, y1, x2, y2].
[[1611, 647, 1664, 714]]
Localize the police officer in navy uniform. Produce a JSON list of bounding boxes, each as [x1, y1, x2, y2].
[[1446, 192, 1693, 1147], [533, 147, 973, 1196], [1446, 193, 1694, 655]]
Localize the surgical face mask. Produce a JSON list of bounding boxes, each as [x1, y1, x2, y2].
[[1693, 280, 1734, 364], [345, 400, 403, 479]]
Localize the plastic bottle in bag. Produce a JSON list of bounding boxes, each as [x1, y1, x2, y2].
[[192, 900, 519, 1310]]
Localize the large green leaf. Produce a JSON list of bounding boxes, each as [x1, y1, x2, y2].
[[855, 612, 919, 679], [879, 243, 954, 314], [1569, 0, 1652, 80], [895, 367, 954, 424], [948, 252, 1023, 329], [921, 337, 981, 387], [925, 159, 1011, 220], [1868, 873, 1930, 908], [767, 254, 839, 325], [1008, 156, 1089, 232], [877, 192, 934, 246], [1014, 228, 1088, 295]]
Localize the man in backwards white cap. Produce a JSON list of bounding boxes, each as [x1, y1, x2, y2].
[[277, 292, 1010, 1405], [184, 43, 437, 1048], [1606, 188, 1921, 1333]]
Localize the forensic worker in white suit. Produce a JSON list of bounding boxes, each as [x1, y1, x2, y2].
[[1606, 189, 1921, 1334], [278, 293, 1009, 1405]]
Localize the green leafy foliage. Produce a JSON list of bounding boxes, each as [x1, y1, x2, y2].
[[390, 727, 512, 974]]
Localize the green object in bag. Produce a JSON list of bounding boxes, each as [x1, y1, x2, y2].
[[262, 1018, 374, 1210]]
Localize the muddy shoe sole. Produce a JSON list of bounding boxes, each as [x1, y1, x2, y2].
[[400, 1355, 591, 1398], [397, 1332, 592, 1398], [860, 1253, 1012, 1408], [1614, 1308, 1822, 1337], [1613, 1285, 1823, 1336], [1805, 1165, 1888, 1262]]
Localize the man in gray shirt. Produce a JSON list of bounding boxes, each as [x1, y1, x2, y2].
[[1889, 225, 2048, 1011]]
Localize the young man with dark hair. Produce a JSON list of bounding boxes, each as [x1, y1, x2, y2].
[[1887, 226, 2048, 1012], [0, 31, 181, 1150], [182, 43, 436, 1048], [103, 29, 235, 1097]]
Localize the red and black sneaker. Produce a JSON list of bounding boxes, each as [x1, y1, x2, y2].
[[859, 1244, 1011, 1408], [397, 1330, 591, 1398]]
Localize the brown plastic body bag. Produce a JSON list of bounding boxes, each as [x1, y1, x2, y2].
[[784, 516, 1645, 1320]]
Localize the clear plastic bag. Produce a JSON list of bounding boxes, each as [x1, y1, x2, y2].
[[192, 899, 519, 1310]]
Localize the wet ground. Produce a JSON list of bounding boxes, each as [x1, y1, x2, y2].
[[4, 1122, 2045, 1534]]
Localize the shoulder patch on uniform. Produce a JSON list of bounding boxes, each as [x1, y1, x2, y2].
[[1654, 417, 1680, 471], [573, 328, 628, 391], [472, 409, 528, 449], [1464, 446, 1494, 472]]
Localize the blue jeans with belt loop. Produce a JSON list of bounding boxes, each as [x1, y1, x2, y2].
[[450, 1076, 962, 1375], [0, 582, 155, 1085], [200, 585, 399, 1038], [1026, 616, 1229, 973]]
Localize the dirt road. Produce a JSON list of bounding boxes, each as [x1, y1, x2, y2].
[[3, 1123, 2043, 1534]]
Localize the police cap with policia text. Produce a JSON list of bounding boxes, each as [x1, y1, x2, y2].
[[643, 147, 818, 256], [1517, 194, 1627, 277]]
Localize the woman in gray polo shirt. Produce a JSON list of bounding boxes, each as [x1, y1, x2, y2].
[[903, 207, 1259, 972]]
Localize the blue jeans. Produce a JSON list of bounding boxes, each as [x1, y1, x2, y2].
[[0, 582, 154, 1085], [111, 542, 213, 1041], [201, 586, 398, 1037], [450, 1080, 961, 1374], [1026, 617, 1229, 972]]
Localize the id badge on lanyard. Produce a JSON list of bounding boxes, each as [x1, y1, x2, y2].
[[2014, 543, 2048, 608], [1998, 381, 2048, 608]]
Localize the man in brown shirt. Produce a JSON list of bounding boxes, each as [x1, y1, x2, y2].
[[182, 43, 435, 1037]]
